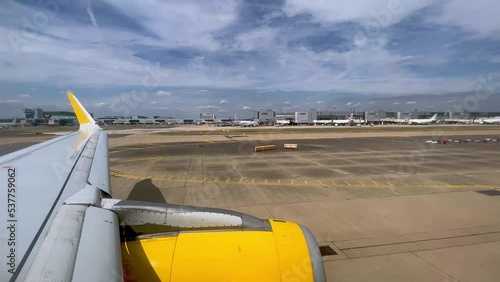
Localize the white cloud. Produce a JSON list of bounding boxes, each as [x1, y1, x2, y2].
[[406, 101, 417, 104], [490, 56, 500, 63], [151, 101, 158, 105], [218, 109, 228, 112], [392, 102, 400, 105], [0, 0, 497, 101], [346, 102, 352, 106], [283, 0, 500, 39], [86, 4, 99, 27], [197, 105, 218, 109], [3, 100, 22, 103], [233, 27, 278, 52], [103, 0, 240, 51], [18, 94, 32, 98], [219, 99, 229, 104], [261, 10, 285, 24], [240, 106, 252, 110], [283, 0, 434, 26], [155, 90, 171, 97], [317, 101, 324, 104], [427, 0, 500, 38], [96, 102, 107, 107]]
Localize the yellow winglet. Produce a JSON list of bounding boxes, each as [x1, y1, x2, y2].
[[67, 92, 97, 129]]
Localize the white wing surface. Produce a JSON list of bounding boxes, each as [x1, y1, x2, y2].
[[0, 93, 122, 282]]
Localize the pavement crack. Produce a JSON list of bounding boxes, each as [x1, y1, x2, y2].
[[411, 252, 458, 282]]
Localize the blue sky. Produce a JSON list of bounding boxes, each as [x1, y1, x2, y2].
[[0, 0, 499, 118]]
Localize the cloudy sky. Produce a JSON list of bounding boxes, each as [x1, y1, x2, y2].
[[0, 0, 499, 118]]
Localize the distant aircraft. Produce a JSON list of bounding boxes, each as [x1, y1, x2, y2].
[[275, 119, 291, 126], [331, 115, 352, 126], [408, 113, 438, 125], [479, 117, 500, 124], [313, 113, 364, 126], [0, 118, 18, 128], [444, 118, 473, 124], [0, 93, 325, 282], [112, 119, 131, 125], [237, 120, 259, 127], [312, 120, 332, 125], [44, 119, 58, 126]]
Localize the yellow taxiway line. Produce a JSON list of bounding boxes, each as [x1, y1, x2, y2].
[[116, 157, 165, 163], [110, 170, 497, 190]]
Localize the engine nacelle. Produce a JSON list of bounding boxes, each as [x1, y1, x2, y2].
[[102, 199, 325, 282]]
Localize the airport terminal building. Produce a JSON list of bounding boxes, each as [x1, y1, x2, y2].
[[23, 108, 78, 126], [19, 107, 500, 127], [254, 109, 500, 125]]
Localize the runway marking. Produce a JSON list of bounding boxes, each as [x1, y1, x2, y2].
[[315, 180, 327, 187], [257, 138, 268, 141], [109, 171, 498, 190], [117, 157, 164, 163], [204, 140, 214, 143]]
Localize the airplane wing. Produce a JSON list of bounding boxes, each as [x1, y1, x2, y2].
[[1, 93, 326, 282], [0, 93, 122, 281]]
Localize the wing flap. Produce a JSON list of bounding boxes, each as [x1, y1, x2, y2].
[[71, 207, 122, 282], [89, 131, 111, 194], [24, 205, 86, 282]]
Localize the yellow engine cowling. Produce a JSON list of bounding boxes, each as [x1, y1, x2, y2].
[[121, 220, 325, 282]]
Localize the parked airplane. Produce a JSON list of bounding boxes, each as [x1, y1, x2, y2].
[[313, 113, 365, 126], [0, 93, 325, 282], [0, 118, 17, 128], [444, 118, 473, 124], [479, 117, 500, 124], [408, 113, 438, 125], [237, 120, 259, 127], [275, 119, 291, 126], [312, 119, 332, 125], [44, 119, 59, 126], [331, 116, 352, 126]]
